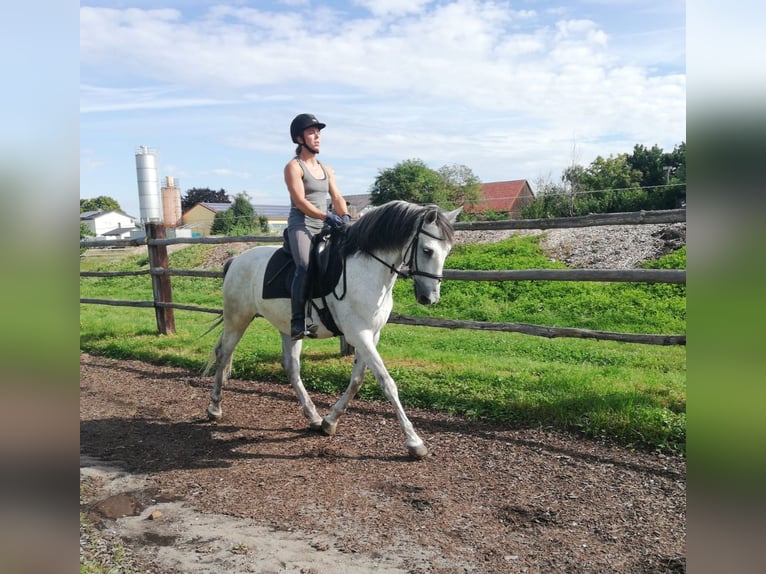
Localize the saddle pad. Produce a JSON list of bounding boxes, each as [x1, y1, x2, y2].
[[261, 238, 345, 300], [262, 248, 295, 300]]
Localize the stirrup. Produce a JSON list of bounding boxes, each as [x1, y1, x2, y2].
[[291, 323, 318, 341]]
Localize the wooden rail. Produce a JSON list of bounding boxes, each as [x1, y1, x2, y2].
[[80, 208, 686, 345]]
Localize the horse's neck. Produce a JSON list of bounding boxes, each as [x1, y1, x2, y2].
[[348, 248, 403, 293]]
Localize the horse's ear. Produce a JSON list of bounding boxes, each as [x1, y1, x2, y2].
[[444, 206, 463, 224]]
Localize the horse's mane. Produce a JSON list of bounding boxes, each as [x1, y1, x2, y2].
[[341, 200, 454, 257]]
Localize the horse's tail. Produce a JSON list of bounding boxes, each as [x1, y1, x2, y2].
[[201, 256, 235, 375], [199, 313, 224, 339]]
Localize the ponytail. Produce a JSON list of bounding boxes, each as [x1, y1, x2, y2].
[[295, 143, 302, 155]]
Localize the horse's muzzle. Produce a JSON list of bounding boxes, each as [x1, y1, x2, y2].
[[415, 282, 440, 305]]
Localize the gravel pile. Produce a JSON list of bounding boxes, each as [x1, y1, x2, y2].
[[454, 223, 686, 269]]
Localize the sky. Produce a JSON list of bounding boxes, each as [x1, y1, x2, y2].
[[80, 0, 686, 219]]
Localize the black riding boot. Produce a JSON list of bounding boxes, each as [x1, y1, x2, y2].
[[290, 267, 316, 340]]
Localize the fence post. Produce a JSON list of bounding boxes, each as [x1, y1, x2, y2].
[[146, 223, 176, 335]]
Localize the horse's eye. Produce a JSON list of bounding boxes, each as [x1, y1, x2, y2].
[[423, 247, 433, 257]]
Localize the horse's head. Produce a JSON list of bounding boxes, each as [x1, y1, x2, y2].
[[344, 200, 462, 305], [410, 205, 462, 305]]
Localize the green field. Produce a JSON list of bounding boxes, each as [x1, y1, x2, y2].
[[80, 235, 686, 453]]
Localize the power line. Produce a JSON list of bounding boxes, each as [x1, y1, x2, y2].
[[469, 182, 686, 203]]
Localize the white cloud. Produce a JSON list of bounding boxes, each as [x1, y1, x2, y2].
[[353, 0, 432, 18], [80, 1, 685, 209], [80, 84, 238, 113]]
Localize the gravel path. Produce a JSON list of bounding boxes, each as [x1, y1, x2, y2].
[[80, 353, 686, 574]]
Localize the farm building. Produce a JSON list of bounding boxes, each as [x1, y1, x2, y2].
[[465, 180, 536, 218], [181, 202, 231, 237], [80, 209, 141, 239]]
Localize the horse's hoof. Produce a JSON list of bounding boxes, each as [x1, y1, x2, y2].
[[407, 443, 428, 459], [207, 405, 222, 421], [308, 420, 323, 432], [321, 418, 338, 436]]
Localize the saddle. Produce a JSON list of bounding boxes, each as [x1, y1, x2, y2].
[[262, 227, 346, 335]]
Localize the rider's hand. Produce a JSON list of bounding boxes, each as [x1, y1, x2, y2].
[[324, 212, 345, 229]]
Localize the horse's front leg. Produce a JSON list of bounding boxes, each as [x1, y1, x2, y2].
[[350, 334, 428, 459], [280, 333, 323, 430], [321, 352, 368, 436]]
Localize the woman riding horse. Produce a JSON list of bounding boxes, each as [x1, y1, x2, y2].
[[284, 113, 350, 340]]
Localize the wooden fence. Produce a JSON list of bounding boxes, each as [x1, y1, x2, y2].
[[80, 208, 686, 346]]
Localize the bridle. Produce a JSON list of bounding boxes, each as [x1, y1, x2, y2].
[[363, 216, 448, 281]]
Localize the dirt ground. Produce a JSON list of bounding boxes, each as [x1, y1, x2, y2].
[[80, 353, 685, 573]]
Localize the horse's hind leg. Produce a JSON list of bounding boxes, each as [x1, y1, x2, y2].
[[207, 324, 248, 420], [280, 333, 323, 430], [321, 353, 368, 436]]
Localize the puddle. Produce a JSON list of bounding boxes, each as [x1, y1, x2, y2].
[[142, 531, 178, 546], [88, 492, 144, 520], [84, 486, 183, 523]]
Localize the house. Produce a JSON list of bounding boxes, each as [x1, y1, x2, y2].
[[80, 209, 141, 239], [465, 180, 535, 218], [181, 202, 232, 237]]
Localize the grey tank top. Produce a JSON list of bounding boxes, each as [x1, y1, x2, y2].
[[288, 158, 328, 233]]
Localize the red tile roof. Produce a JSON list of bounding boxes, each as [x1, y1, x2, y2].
[[468, 180, 533, 213]]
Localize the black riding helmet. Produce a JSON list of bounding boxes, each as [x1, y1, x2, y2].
[[290, 113, 326, 143]]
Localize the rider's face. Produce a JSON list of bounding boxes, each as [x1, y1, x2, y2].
[[301, 127, 321, 151]]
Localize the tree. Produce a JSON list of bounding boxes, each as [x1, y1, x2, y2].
[[578, 154, 644, 213], [581, 154, 642, 192], [627, 144, 666, 188], [211, 192, 257, 236], [624, 143, 686, 209], [658, 142, 686, 208], [255, 213, 270, 233], [369, 159, 449, 206], [560, 165, 586, 216], [521, 177, 570, 219], [181, 188, 229, 212], [80, 196, 121, 213], [666, 142, 686, 184], [370, 158, 481, 209], [437, 163, 482, 208], [80, 222, 94, 239], [521, 141, 686, 218]]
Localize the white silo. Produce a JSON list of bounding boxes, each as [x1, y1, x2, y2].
[[135, 146, 163, 223], [161, 176, 182, 228]]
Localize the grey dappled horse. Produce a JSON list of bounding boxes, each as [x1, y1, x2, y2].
[[204, 200, 461, 458]]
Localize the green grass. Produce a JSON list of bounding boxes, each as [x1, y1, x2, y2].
[[80, 238, 686, 453], [80, 512, 131, 574], [394, 237, 686, 334]]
